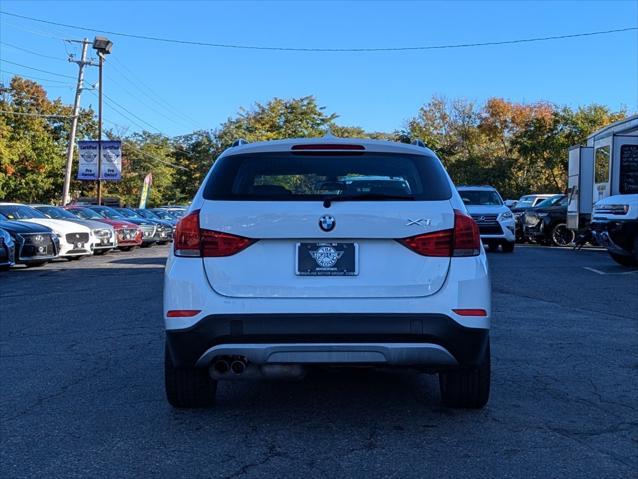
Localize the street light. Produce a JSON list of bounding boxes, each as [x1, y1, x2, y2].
[[92, 36, 113, 206]]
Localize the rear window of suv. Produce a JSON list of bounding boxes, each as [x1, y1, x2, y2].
[[202, 152, 452, 201]]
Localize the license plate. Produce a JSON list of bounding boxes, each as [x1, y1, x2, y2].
[[296, 242, 358, 276]]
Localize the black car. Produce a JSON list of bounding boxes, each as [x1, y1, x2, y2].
[[85, 206, 159, 247], [523, 195, 579, 246], [0, 227, 16, 270], [0, 214, 60, 267]]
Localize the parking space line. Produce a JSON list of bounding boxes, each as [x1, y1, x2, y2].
[[583, 266, 638, 275]]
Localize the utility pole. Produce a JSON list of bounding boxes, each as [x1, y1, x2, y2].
[[61, 38, 93, 206], [96, 51, 104, 206], [92, 36, 113, 206]]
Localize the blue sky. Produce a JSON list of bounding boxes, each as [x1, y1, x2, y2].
[[1, 0, 636, 137]]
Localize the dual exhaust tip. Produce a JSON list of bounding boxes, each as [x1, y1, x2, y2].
[[213, 357, 246, 375]]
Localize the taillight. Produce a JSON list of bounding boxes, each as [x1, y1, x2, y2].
[[452, 209, 481, 256], [398, 209, 480, 257], [174, 210, 201, 256], [174, 210, 256, 257], [398, 229, 453, 256]]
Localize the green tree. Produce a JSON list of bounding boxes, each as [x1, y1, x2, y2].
[[0, 76, 96, 203]]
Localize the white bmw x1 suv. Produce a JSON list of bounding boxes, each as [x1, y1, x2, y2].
[[164, 138, 491, 409]]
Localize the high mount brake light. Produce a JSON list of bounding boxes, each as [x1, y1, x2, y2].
[[174, 210, 256, 257], [291, 144, 365, 151], [398, 210, 480, 257]]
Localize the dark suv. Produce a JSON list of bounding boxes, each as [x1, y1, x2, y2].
[[523, 195, 578, 246]]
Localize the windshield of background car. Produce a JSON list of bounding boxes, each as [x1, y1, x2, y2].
[[0, 205, 48, 220], [151, 210, 173, 220], [116, 208, 140, 218], [516, 196, 536, 207], [37, 206, 77, 219], [137, 210, 160, 219], [70, 208, 101, 220], [459, 190, 503, 206], [92, 207, 125, 219], [203, 152, 452, 201], [536, 195, 565, 208]]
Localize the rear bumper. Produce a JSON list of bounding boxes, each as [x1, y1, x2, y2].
[[166, 313, 489, 370]]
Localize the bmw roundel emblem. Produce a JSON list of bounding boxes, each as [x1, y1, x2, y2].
[[319, 215, 336, 232]]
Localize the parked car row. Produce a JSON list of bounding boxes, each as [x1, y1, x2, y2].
[[0, 202, 184, 269], [457, 188, 591, 249]]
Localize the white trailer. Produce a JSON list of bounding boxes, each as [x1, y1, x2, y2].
[[567, 114, 638, 265]]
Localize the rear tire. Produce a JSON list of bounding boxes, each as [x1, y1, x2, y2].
[[439, 340, 490, 409], [609, 252, 638, 267], [118, 246, 133, 251], [501, 241, 515, 253], [165, 342, 217, 408]]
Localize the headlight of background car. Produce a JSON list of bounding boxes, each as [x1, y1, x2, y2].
[[499, 211, 514, 221]]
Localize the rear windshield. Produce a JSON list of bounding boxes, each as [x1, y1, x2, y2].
[[202, 152, 451, 201]]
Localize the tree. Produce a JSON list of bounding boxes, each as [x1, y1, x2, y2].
[[0, 76, 96, 203]]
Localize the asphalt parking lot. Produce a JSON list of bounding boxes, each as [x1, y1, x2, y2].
[[1, 245, 637, 478]]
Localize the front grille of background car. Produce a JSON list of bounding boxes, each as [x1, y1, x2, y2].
[[94, 229, 112, 238], [17, 233, 57, 259], [65, 232, 90, 244], [478, 224, 503, 235], [141, 225, 156, 238], [470, 214, 499, 223], [117, 228, 138, 241], [470, 214, 502, 235]]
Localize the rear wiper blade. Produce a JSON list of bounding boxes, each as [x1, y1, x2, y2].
[[322, 193, 415, 205]]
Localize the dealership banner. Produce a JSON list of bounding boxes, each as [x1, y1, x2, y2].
[[100, 141, 122, 181], [77, 141, 100, 180], [139, 173, 153, 208], [77, 140, 122, 181]]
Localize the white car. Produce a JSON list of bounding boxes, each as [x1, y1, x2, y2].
[[457, 186, 516, 252], [0, 203, 93, 259], [164, 137, 491, 409], [32, 205, 116, 255]]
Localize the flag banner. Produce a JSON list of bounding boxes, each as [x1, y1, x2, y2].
[[77, 141, 99, 180], [139, 173, 153, 209], [100, 141, 122, 181]]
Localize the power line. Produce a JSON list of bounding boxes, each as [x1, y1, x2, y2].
[[0, 41, 67, 61], [87, 88, 158, 132], [0, 59, 76, 79], [0, 109, 73, 118], [0, 69, 74, 85], [102, 92, 162, 132], [107, 57, 201, 128], [0, 18, 68, 40], [1, 11, 635, 52], [102, 68, 197, 130]]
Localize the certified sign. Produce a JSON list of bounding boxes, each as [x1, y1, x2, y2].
[[77, 140, 122, 181], [77, 141, 99, 180]]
